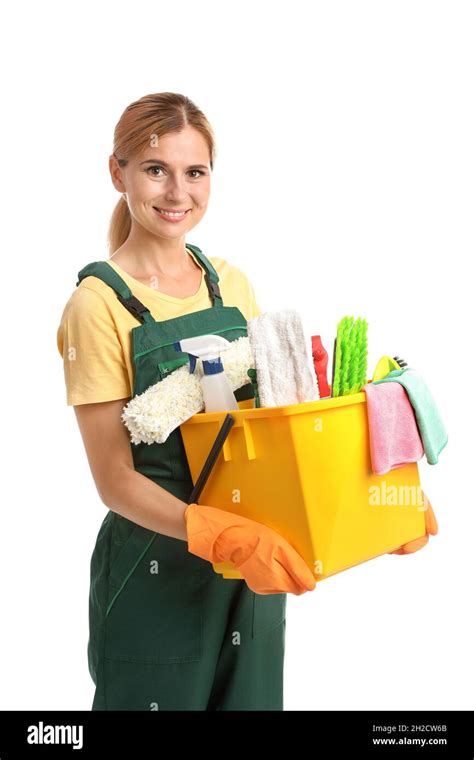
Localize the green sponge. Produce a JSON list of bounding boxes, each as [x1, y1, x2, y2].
[[331, 316, 368, 396]]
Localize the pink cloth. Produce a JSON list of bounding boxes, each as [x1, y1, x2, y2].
[[362, 381, 424, 475]]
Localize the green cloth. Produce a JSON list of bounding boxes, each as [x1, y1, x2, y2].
[[373, 367, 448, 464]]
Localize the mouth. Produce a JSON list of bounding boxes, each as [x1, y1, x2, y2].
[[153, 206, 191, 221]]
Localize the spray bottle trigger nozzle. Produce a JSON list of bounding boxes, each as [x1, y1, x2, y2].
[[173, 340, 197, 374]]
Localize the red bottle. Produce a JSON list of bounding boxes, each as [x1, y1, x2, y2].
[[311, 335, 331, 398]]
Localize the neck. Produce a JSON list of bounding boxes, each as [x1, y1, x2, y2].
[[112, 222, 195, 278]]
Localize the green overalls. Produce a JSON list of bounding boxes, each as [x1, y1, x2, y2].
[[76, 244, 287, 711]]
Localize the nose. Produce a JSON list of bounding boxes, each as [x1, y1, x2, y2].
[[163, 171, 189, 203]]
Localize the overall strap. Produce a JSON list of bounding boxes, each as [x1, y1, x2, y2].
[[186, 243, 223, 307], [76, 261, 155, 324], [76, 245, 223, 324]]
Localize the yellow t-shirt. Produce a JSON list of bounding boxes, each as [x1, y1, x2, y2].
[[57, 248, 261, 406]]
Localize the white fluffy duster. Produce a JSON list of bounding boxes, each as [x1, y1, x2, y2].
[[122, 336, 254, 445]]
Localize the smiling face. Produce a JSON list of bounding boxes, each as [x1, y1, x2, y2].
[[109, 125, 212, 240]]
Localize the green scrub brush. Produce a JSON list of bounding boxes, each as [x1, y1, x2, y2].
[[331, 316, 368, 397]]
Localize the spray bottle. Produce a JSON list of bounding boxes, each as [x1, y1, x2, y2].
[[173, 334, 239, 413]]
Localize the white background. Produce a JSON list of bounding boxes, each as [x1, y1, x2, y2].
[[0, 0, 471, 710]]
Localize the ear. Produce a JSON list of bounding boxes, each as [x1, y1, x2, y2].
[[109, 153, 127, 193]]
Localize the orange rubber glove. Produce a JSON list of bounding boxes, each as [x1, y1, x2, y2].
[[388, 492, 438, 555], [184, 503, 316, 595]]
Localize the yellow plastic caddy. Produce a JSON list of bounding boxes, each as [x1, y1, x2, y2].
[[179, 390, 427, 581]]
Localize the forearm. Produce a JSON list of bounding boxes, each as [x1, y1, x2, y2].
[[101, 465, 188, 541]]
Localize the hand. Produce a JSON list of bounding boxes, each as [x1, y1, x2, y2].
[[388, 492, 438, 555], [184, 502, 316, 595]]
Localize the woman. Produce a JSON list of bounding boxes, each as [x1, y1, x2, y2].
[[57, 92, 437, 711], [56, 92, 316, 712]]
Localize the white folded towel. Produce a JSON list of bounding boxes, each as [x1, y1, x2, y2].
[[247, 310, 320, 407]]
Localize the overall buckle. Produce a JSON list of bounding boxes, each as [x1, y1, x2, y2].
[[205, 273, 221, 301], [116, 293, 150, 322]]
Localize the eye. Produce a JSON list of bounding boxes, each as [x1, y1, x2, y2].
[[146, 165, 165, 176], [188, 169, 205, 178]]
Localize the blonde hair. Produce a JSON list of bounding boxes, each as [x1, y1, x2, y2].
[[108, 92, 216, 255]]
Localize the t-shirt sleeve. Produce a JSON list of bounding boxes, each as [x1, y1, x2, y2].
[[56, 286, 131, 406]]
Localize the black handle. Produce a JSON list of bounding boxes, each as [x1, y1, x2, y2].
[[187, 413, 235, 504]]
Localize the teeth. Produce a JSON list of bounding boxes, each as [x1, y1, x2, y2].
[[156, 208, 188, 217]]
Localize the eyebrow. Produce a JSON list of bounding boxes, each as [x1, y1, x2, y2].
[[139, 159, 209, 170]]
